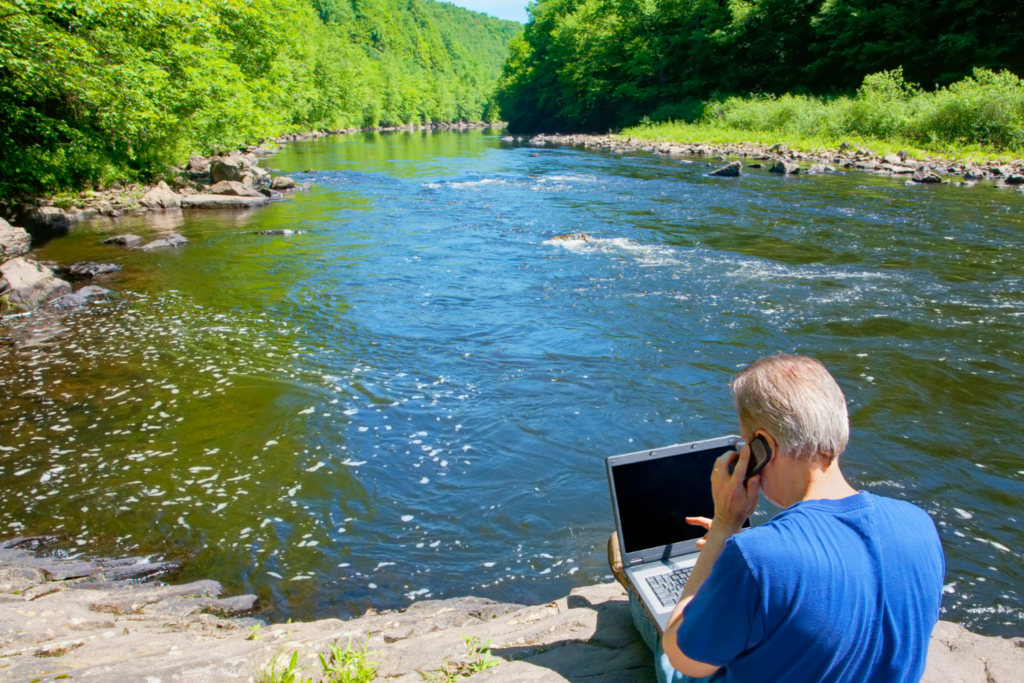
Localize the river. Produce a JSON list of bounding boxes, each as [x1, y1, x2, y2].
[[3, 130, 1024, 636]]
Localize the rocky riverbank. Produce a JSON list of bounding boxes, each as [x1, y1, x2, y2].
[[1, 537, 1020, 683], [0, 122, 503, 315], [520, 134, 1024, 189]]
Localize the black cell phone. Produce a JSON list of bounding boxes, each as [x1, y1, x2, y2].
[[746, 435, 772, 481]]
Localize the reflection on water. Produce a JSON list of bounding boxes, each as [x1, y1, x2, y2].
[[3, 130, 1024, 635]]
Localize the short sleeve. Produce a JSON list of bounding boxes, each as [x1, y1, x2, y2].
[[677, 539, 765, 666]]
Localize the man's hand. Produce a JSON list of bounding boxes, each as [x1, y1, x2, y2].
[[711, 447, 761, 530], [685, 516, 712, 549]]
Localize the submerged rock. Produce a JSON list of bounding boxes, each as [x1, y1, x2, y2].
[[0, 218, 31, 262], [710, 161, 742, 177], [102, 234, 143, 247], [550, 232, 592, 242], [256, 229, 307, 235], [0, 257, 72, 311], [1005, 174, 1024, 185], [140, 234, 189, 250], [140, 181, 182, 209], [76, 285, 111, 299], [180, 194, 270, 209], [67, 262, 121, 278]]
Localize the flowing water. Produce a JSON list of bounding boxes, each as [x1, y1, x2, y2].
[[4, 130, 1024, 636]]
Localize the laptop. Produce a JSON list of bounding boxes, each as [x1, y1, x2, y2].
[[606, 435, 744, 632]]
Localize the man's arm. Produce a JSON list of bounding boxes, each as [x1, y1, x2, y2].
[[660, 447, 761, 676]]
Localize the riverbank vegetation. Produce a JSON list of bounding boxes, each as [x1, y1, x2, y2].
[[497, 0, 1024, 157], [627, 69, 1024, 161], [0, 0, 520, 199]]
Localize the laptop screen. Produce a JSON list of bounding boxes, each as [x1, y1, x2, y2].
[[612, 444, 736, 554]]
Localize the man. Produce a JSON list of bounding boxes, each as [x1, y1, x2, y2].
[[610, 354, 945, 683]]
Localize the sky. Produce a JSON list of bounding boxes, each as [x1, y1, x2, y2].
[[444, 0, 529, 23]]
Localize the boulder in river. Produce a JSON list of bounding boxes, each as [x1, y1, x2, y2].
[[769, 160, 800, 175], [710, 161, 742, 177], [140, 181, 182, 209], [210, 180, 263, 198], [882, 153, 902, 165], [0, 257, 72, 311], [962, 167, 985, 180], [102, 234, 143, 247], [1005, 174, 1024, 185], [140, 234, 189, 251], [211, 157, 244, 183], [270, 176, 297, 190], [0, 218, 31, 263], [67, 262, 121, 278], [28, 205, 69, 228], [913, 169, 942, 183]]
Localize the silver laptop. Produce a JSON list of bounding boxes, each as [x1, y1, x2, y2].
[[606, 435, 743, 632]]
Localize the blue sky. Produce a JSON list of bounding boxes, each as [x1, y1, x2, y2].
[[444, 1, 529, 23]]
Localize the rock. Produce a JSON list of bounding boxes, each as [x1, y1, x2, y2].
[[30, 205, 69, 228], [76, 285, 111, 299], [882, 153, 902, 165], [769, 142, 788, 153], [140, 234, 188, 250], [0, 258, 72, 311], [808, 164, 833, 174], [501, 136, 515, 141], [1004, 174, 1024, 185], [709, 161, 742, 177], [210, 157, 244, 183], [209, 180, 263, 198], [188, 156, 211, 173], [0, 218, 31, 262], [993, 165, 1014, 177], [102, 234, 143, 247], [139, 181, 182, 209], [839, 142, 852, 151], [67, 262, 121, 278], [913, 169, 942, 183], [747, 163, 764, 169], [888, 165, 915, 174], [51, 293, 88, 308], [550, 232, 592, 242], [180, 194, 270, 209], [963, 167, 986, 180], [256, 229, 306, 235], [271, 176, 297, 190], [769, 160, 800, 175]]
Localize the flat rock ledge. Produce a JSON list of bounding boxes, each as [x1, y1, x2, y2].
[[1, 542, 1019, 683]]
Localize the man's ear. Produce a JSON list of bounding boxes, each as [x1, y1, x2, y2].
[[754, 429, 779, 457]]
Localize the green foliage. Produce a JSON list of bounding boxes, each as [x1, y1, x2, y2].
[[318, 635, 379, 683], [248, 623, 263, 641], [252, 649, 312, 683], [497, 0, 1024, 133], [423, 635, 501, 683], [625, 69, 1024, 160], [0, 0, 521, 199]]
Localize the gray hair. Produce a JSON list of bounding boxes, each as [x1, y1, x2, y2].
[[731, 354, 849, 462]]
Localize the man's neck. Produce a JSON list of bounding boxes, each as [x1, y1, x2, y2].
[[801, 459, 858, 502]]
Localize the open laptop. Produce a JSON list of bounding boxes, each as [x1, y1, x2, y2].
[[606, 435, 743, 632]]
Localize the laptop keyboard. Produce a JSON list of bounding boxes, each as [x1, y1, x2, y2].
[[646, 566, 693, 607]]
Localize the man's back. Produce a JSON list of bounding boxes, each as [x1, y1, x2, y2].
[[678, 492, 944, 683]]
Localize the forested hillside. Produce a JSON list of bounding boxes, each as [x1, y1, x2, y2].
[[497, 0, 1024, 132], [0, 0, 521, 198]]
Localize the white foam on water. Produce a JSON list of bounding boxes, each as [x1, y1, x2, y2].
[[306, 462, 325, 472], [419, 477, 429, 484], [341, 459, 366, 466], [483, 562, 495, 568], [298, 407, 315, 415], [268, 572, 283, 579], [954, 508, 974, 520], [401, 515, 414, 522], [406, 588, 429, 599], [213, 503, 226, 512], [376, 562, 396, 570]]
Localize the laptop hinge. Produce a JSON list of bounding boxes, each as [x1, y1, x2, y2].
[[627, 558, 643, 567]]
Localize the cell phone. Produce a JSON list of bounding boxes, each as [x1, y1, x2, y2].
[[746, 435, 772, 481]]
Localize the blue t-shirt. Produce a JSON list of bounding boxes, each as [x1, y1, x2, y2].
[[677, 492, 944, 683]]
